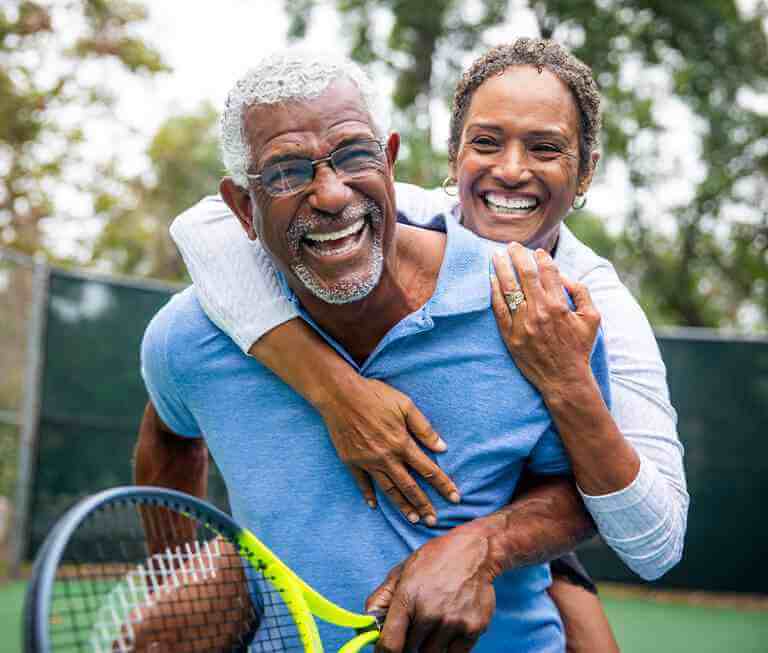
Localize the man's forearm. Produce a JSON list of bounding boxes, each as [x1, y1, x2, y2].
[[462, 475, 595, 575], [133, 401, 209, 499]]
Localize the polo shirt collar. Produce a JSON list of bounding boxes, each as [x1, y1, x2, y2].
[[425, 213, 492, 318]]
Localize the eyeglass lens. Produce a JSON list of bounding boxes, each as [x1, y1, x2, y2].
[[261, 141, 384, 195]]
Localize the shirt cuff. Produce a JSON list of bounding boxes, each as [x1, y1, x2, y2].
[[577, 456, 665, 541], [577, 455, 652, 510]]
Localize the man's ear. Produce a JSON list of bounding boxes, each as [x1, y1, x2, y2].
[[385, 132, 400, 176], [220, 178, 259, 241], [577, 151, 601, 196]]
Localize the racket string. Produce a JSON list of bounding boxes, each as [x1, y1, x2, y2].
[[45, 498, 305, 652]]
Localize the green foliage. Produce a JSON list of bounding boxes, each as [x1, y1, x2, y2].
[[566, 210, 619, 263], [0, 1, 167, 255], [284, 0, 768, 329], [90, 104, 222, 281]]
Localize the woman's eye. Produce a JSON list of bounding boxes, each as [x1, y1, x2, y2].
[[532, 143, 563, 154]]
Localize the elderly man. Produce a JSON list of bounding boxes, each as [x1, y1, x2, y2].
[[137, 51, 610, 653]]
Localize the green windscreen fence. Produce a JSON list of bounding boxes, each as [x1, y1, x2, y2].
[[578, 334, 768, 593], [26, 270, 229, 558], [22, 268, 768, 593]]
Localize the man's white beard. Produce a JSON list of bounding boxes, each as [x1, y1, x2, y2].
[[291, 199, 385, 304]]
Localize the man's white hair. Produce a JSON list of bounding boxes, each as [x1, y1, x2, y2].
[[220, 49, 390, 188]]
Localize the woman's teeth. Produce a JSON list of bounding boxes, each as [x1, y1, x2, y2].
[[484, 193, 538, 213], [305, 219, 365, 242]]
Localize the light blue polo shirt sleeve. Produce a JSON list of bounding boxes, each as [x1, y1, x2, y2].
[[140, 297, 201, 438]]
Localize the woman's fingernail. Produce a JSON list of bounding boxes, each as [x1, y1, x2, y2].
[[449, 491, 461, 503], [435, 437, 448, 451], [425, 515, 437, 527], [367, 500, 376, 509], [407, 512, 420, 523]]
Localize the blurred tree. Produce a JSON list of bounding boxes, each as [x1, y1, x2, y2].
[[90, 103, 221, 280], [285, 0, 768, 329], [0, 0, 167, 255]]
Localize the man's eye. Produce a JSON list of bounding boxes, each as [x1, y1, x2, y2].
[[470, 137, 499, 151], [262, 162, 309, 189], [334, 144, 381, 171]]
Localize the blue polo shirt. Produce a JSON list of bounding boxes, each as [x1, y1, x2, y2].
[[141, 216, 611, 652]]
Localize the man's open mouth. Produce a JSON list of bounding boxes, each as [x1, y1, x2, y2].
[[302, 218, 368, 256], [482, 192, 540, 215]]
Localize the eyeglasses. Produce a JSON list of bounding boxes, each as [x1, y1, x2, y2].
[[247, 139, 386, 197]]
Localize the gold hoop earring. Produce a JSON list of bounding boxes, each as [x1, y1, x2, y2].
[[442, 176, 458, 197], [572, 194, 587, 210]]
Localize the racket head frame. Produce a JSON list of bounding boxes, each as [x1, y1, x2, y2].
[[26, 486, 380, 653]]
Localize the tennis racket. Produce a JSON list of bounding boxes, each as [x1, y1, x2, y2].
[[25, 486, 384, 652]]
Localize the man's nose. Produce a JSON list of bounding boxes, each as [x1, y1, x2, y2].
[[492, 143, 533, 186], [306, 163, 353, 214]]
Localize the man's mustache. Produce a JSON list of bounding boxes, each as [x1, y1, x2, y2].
[[287, 199, 380, 242]]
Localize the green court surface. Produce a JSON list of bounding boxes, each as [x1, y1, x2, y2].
[[601, 589, 768, 653], [0, 581, 25, 653], [1, 580, 766, 653]]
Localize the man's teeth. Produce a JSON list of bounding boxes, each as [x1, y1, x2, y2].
[[305, 219, 365, 242], [485, 194, 538, 212]]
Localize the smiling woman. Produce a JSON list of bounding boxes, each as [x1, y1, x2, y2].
[[453, 66, 589, 249], [168, 40, 687, 653]]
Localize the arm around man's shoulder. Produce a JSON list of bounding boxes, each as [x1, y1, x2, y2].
[[169, 195, 299, 353]]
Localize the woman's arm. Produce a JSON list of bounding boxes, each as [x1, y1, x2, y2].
[[251, 321, 460, 526], [492, 242, 687, 580], [169, 191, 460, 525]]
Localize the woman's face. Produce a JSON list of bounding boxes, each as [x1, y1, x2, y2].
[[454, 65, 593, 250]]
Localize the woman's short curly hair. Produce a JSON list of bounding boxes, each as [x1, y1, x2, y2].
[[449, 38, 602, 181]]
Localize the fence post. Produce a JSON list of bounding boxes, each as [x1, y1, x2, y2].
[[9, 259, 49, 578]]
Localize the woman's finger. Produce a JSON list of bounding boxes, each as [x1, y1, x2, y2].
[[561, 273, 595, 314], [490, 274, 516, 337], [383, 463, 438, 526], [535, 248, 567, 305], [403, 399, 447, 453], [349, 467, 377, 509], [405, 444, 461, 505], [492, 250, 528, 319], [491, 249, 519, 293], [370, 469, 434, 526], [507, 242, 543, 308]]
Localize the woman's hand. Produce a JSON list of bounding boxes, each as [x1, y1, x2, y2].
[[251, 319, 460, 525], [317, 376, 461, 526], [490, 242, 601, 400]]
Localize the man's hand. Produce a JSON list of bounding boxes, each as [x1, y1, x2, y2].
[[364, 475, 596, 653], [318, 376, 461, 525], [365, 530, 497, 653]]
